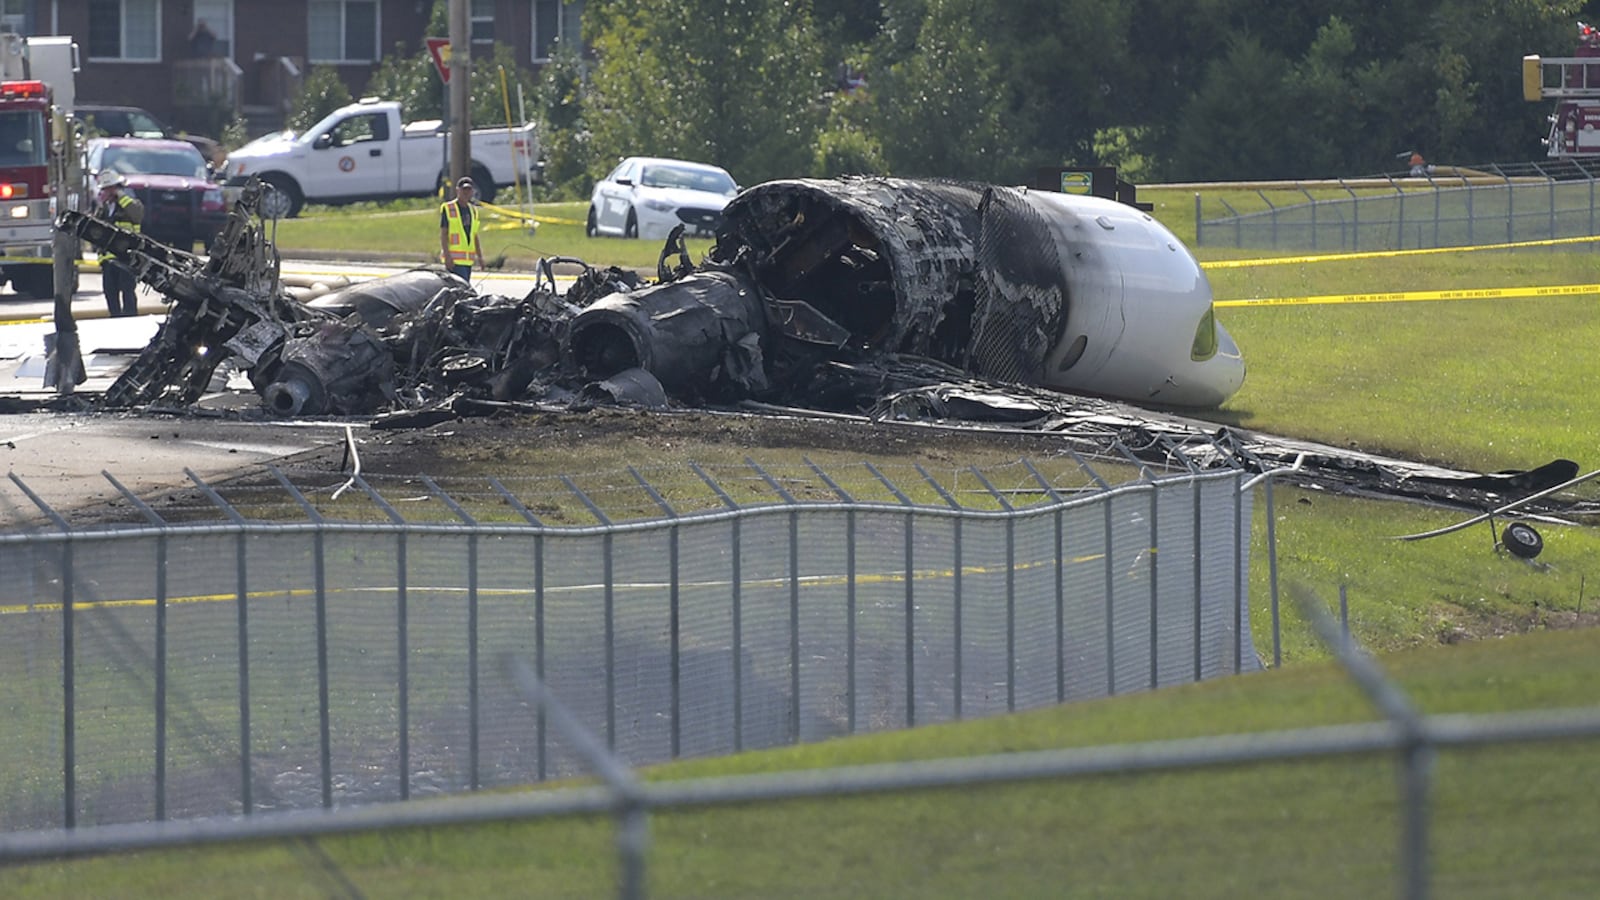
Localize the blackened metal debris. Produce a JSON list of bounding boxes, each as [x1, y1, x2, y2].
[[55, 175, 1594, 520]]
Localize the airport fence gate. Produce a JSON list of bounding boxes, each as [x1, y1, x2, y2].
[[0, 462, 1257, 831]]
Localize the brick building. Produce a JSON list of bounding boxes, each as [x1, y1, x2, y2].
[[6, 0, 582, 135]]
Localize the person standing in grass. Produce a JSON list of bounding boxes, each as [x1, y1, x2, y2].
[[440, 176, 485, 283]]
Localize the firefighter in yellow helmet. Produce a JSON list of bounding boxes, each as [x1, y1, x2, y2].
[[439, 176, 485, 283], [95, 170, 144, 317]]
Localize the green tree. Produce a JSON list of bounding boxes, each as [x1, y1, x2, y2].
[[865, 0, 1013, 180], [533, 43, 595, 199], [1168, 37, 1295, 180], [585, 0, 829, 185], [362, 0, 539, 128], [289, 66, 353, 133], [812, 88, 885, 176], [986, 0, 1136, 177]]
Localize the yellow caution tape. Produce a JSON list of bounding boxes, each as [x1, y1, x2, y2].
[[477, 200, 583, 227], [1203, 234, 1600, 269], [1216, 282, 1600, 308]]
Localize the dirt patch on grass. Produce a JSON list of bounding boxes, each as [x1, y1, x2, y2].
[[1437, 604, 1600, 644], [345, 407, 1095, 476]]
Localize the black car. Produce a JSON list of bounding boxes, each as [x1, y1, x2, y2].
[[76, 104, 224, 168]]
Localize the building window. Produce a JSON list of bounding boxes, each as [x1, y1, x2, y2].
[[87, 0, 161, 61], [308, 0, 377, 63], [193, 0, 235, 59], [0, 0, 27, 35], [532, 0, 582, 62], [470, 0, 494, 43]]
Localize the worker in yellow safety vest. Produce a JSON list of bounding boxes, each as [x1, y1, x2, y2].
[[95, 170, 145, 317], [439, 176, 485, 283]]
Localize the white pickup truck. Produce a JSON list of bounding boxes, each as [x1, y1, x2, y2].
[[222, 100, 543, 218]]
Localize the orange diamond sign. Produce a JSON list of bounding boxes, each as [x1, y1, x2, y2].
[[426, 37, 452, 83]]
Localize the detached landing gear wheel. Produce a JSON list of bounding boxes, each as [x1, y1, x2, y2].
[[1501, 521, 1543, 559], [259, 174, 303, 219], [624, 208, 639, 239], [11, 264, 54, 299]]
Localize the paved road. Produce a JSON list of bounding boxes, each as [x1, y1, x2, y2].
[[0, 258, 560, 521], [0, 411, 355, 525], [0, 258, 554, 324]]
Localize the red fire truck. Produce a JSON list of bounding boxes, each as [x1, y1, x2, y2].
[[0, 34, 84, 299], [1524, 22, 1600, 159]]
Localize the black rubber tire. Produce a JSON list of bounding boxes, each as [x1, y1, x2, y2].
[[10, 264, 53, 299], [586, 206, 598, 238], [259, 173, 304, 219], [1502, 521, 1543, 559], [624, 208, 639, 239]]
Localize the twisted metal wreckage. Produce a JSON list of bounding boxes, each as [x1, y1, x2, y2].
[[55, 176, 1599, 526]]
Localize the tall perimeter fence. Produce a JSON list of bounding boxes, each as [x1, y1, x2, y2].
[[0, 454, 1258, 833], [1195, 161, 1600, 252]]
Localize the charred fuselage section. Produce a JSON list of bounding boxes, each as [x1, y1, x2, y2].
[[568, 177, 1243, 409]]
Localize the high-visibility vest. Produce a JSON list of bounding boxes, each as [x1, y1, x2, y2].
[[99, 191, 142, 263], [442, 200, 480, 265]]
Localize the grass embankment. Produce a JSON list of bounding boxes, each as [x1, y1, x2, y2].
[[273, 198, 706, 269], [5, 629, 1597, 898]]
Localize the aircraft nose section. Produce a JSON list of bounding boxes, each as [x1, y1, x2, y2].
[[1197, 324, 1246, 406]]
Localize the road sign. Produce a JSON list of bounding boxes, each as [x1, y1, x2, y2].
[[426, 37, 451, 83]]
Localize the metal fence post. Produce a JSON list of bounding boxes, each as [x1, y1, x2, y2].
[[490, 478, 549, 780], [1147, 484, 1161, 691], [186, 469, 253, 815], [867, 463, 918, 725], [1158, 436, 1205, 683], [271, 468, 334, 809], [630, 468, 683, 757], [1232, 472, 1245, 675], [7, 474, 79, 828], [917, 464, 966, 717], [355, 475, 412, 800], [504, 656, 649, 900], [563, 476, 615, 752], [1023, 461, 1068, 703], [1293, 587, 1432, 900], [105, 474, 172, 820], [967, 467, 1016, 711], [693, 464, 744, 750], [807, 460, 859, 732], [748, 459, 802, 742]]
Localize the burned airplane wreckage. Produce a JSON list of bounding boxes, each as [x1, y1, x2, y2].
[[67, 175, 1243, 416], [59, 176, 1596, 521]]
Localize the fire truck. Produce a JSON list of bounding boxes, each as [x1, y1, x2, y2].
[[1524, 22, 1600, 159], [0, 33, 84, 299]]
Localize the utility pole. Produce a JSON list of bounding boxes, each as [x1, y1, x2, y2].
[[448, 0, 470, 190]]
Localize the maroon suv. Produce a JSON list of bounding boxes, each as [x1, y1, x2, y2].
[[86, 137, 228, 252]]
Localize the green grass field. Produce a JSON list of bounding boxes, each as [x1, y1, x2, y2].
[[4, 183, 1598, 895], [6, 629, 1597, 898]]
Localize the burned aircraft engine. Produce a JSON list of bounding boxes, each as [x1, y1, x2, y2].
[[304, 268, 464, 328], [705, 177, 1246, 409], [567, 269, 770, 401], [260, 319, 396, 416]]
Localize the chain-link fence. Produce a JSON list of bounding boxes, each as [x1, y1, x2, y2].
[[0, 458, 1257, 832], [1195, 162, 1600, 252]]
